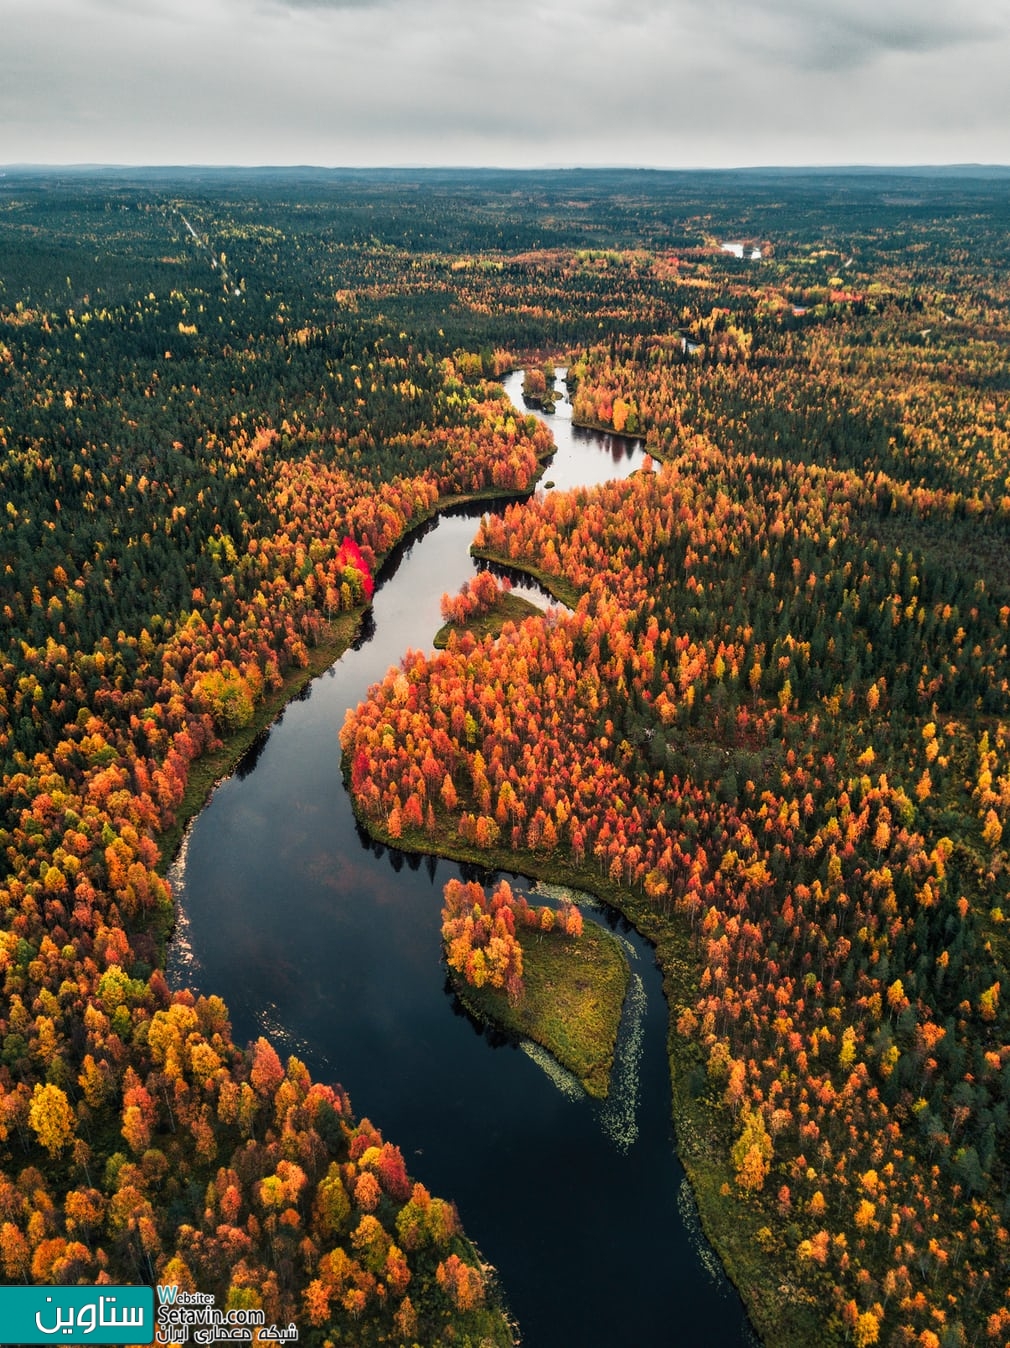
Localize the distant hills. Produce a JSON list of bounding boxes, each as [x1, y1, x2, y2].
[[3, 163, 1010, 183]]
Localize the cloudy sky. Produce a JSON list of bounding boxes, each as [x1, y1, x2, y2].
[[3, 0, 1009, 168]]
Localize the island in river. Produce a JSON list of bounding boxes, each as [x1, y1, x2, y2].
[[449, 918, 629, 1099], [433, 588, 544, 649], [440, 872, 631, 1099]]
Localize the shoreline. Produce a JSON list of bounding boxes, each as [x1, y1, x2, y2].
[[570, 412, 649, 442]]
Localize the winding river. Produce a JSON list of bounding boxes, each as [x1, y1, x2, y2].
[[167, 371, 758, 1347]]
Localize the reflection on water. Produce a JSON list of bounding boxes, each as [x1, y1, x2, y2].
[[477, 554, 565, 609], [572, 421, 645, 466], [234, 725, 273, 780], [351, 608, 377, 650]]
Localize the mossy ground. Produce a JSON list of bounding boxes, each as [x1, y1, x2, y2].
[[450, 919, 630, 1098]]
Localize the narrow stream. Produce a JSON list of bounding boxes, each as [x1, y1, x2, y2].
[[167, 371, 758, 1347]]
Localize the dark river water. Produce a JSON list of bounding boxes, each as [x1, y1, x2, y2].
[[167, 371, 758, 1347]]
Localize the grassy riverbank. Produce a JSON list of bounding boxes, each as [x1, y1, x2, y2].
[[620, 891, 830, 1347], [450, 918, 630, 1099]]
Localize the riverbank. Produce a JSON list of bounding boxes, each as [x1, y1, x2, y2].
[[157, 609, 365, 875], [570, 413, 648, 442], [470, 547, 582, 610]]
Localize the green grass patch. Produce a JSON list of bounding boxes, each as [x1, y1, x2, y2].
[[434, 591, 545, 648], [451, 921, 629, 1098]]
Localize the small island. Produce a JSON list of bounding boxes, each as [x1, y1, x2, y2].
[[441, 878, 630, 1098], [521, 363, 562, 412], [434, 570, 543, 648]]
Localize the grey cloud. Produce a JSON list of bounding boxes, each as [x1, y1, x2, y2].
[[258, 0, 400, 10], [695, 0, 1008, 71], [2, 0, 1008, 167]]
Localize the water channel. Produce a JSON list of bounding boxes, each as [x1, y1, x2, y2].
[[167, 371, 758, 1347]]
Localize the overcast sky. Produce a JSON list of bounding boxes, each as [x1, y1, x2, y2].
[[3, 0, 1009, 168]]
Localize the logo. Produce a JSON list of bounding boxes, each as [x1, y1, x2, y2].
[[0, 1287, 154, 1344]]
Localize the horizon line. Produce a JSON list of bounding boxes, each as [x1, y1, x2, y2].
[[4, 160, 1010, 175]]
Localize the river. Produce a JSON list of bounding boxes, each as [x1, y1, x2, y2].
[[167, 370, 758, 1347]]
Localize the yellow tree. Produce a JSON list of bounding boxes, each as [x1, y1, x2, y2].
[[731, 1105, 773, 1193], [28, 1083, 74, 1157], [853, 1308, 881, 1346]]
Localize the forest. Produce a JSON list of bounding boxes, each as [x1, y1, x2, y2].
[[2, 166, 1010, 1346]]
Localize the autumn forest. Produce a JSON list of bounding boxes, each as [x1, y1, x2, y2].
[[1, 167, 1010, 1347]]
